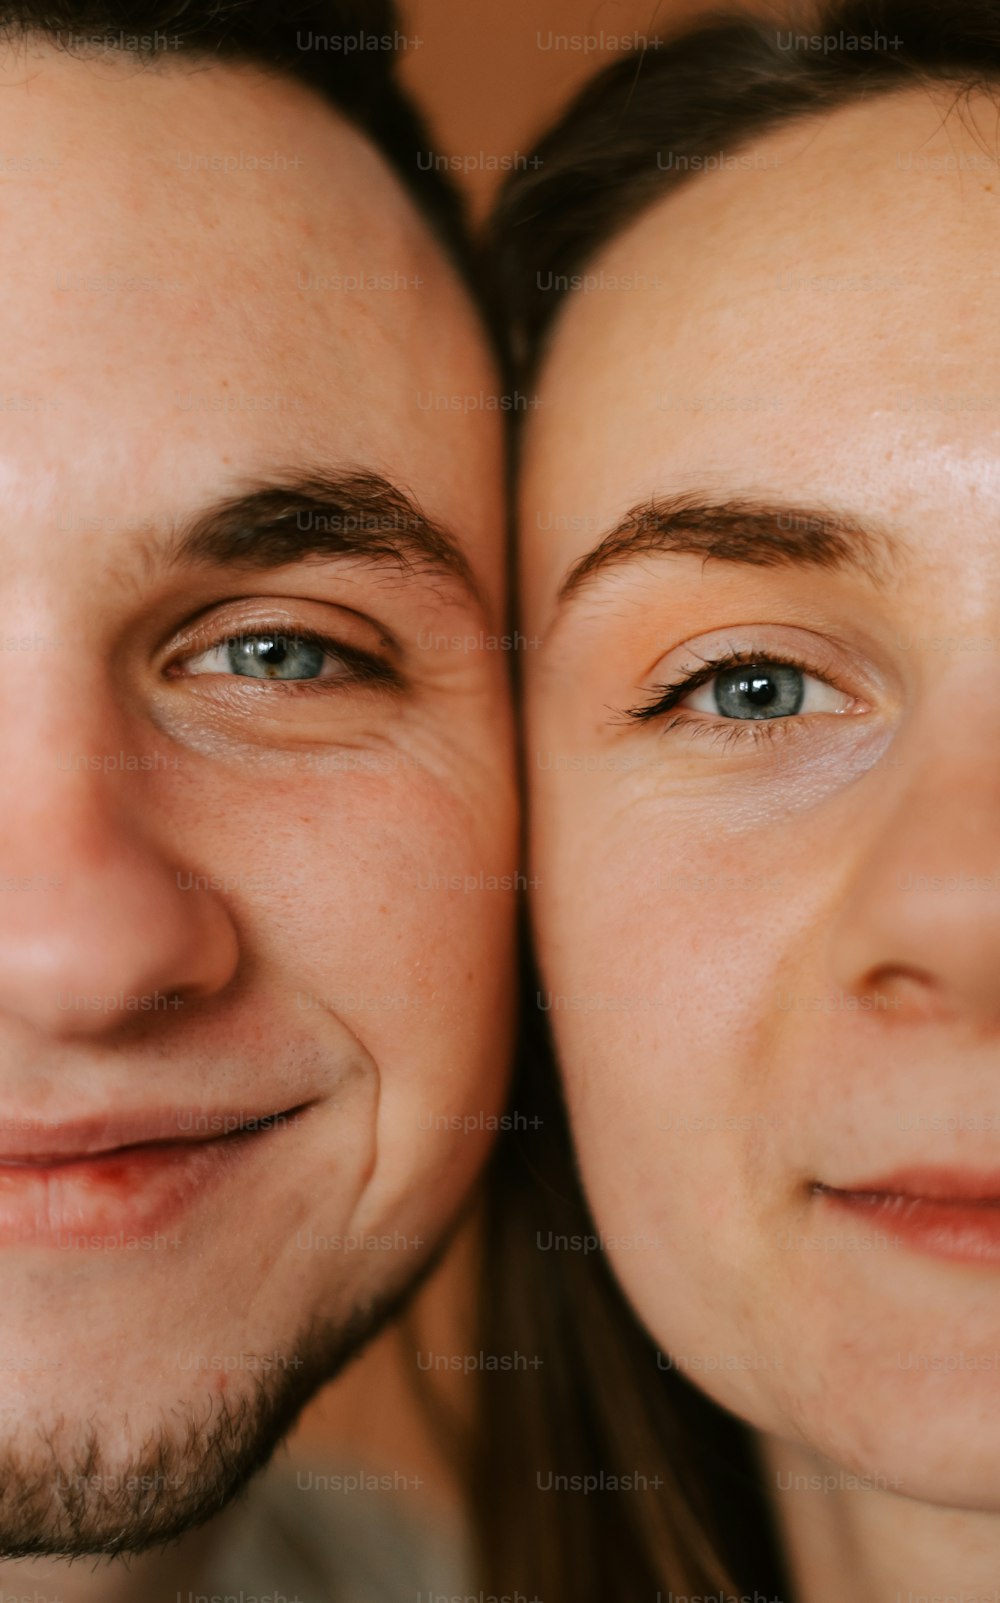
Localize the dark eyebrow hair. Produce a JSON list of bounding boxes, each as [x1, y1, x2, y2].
[[151, 470, 483, 608], [557, 494, 899, 605]]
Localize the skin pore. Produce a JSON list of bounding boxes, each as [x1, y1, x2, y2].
[[0, 37, 515, 1603], [520, 86, 1000, 1603]]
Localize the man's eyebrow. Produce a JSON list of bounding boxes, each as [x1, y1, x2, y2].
[[557, 494, 899, 605], [151, 470, 482, 606]]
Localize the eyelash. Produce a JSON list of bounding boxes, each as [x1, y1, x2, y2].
[[621, 646, 845, 748], [168, 626, 400, 696]]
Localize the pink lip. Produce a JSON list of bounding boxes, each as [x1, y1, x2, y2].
[[0, 1103, 311, 1248], [816, 1169, 1000, 1266], [0, 1105, 305, 1159]]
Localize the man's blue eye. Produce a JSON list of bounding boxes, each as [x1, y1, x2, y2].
[[224, 635, 327, 680], [180, 631, 346, 683]]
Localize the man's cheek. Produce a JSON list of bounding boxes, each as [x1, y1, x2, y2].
[[217, 760, 502, 910], [257, 775, 513, 1035]]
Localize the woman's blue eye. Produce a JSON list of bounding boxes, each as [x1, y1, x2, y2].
[[680, 660, 851, 720], [181, 632, 344, 682], [703, 662, 804, 720]]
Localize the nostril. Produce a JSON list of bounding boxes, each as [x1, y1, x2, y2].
[[862, 965, 945, 1021]]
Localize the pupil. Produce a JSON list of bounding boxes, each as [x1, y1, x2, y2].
[[746, 673, 777, 705]]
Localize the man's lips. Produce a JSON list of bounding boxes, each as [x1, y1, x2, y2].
[[0, 1102, 315, 1245], [0, 1102, 314, 1164]]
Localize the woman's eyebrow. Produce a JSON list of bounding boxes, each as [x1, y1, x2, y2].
[[139, 468, 484, 608], [555, 494, 901, 608]]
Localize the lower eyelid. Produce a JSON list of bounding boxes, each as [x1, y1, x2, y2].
[[682, 714, 792, 747]]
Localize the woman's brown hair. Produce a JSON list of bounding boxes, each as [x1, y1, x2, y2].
[[474, 4, 1000, 1598]]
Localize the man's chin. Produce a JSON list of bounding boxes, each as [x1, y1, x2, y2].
[[0, 1302, 387, 1560]]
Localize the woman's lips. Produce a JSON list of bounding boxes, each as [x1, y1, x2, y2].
[[815, 1169, 1000, 1265], [0, 1107, 308, 1248]]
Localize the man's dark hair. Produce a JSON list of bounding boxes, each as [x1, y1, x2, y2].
[[489, 0, 1000, 373], [0, 0, 472, 280], [477, 4, 1000, 1601]]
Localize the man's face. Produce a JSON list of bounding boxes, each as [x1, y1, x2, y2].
[[0, 45, 515, 1552], [521, 88, 1000, 1506]]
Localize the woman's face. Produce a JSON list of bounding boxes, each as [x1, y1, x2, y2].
[[520, 86, 1000, 1506]]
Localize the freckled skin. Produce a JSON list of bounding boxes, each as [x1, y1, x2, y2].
[[521, 87, 1000, 1596], [0, 38, 516, 1577]]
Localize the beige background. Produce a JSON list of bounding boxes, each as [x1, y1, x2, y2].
[[400, 0, 729, 217]]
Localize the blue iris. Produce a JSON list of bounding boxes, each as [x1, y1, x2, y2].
[[226, 635, 326, 680], [713, 663, 804, 719]]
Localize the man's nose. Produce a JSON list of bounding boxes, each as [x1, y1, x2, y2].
[[0, 740, 239, 1040]]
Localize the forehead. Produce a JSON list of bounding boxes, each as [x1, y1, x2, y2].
[[0, 45, 500, 590], [521, 86, 1000, 613]]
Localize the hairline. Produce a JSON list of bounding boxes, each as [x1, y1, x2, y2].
[[537, 76, 1000, 381]]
